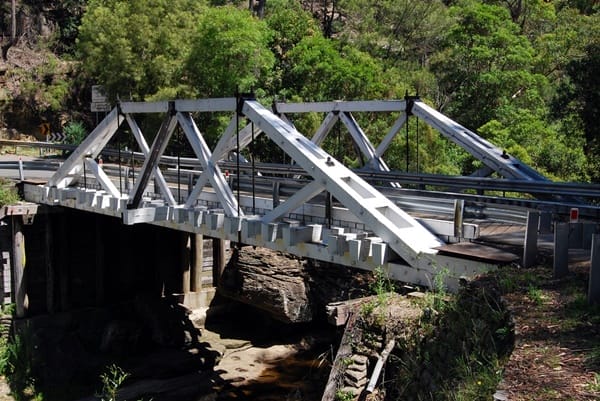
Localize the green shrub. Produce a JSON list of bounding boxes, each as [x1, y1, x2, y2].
[[0, 178, 20, 207], [63, 121, 87, 145]]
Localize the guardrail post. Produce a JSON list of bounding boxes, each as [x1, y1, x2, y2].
[[569, 222, 583, 248], [523, 211, 540, 268], [154, 176, 161, 198], [554, 222, 569, 278], [272, 181, 280, 208], [124, 167, 130, 192], [539, 212, 552, 234], [588, 234, 600, 305], [187, 172, 194, 201], [453, 199, 464, 238], [18, 158, 24, 181]]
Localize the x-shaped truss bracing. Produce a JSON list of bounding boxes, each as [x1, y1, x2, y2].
[[276, 99, 548, 182]]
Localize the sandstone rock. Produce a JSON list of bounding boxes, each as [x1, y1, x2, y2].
[[352, 354, 369, 366], [219, 247, 312, 323], [345, 366, 367, 381], [344, 375, 368, 388]]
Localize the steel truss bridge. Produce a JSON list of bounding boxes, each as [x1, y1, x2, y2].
[[19, 96, 599, 289]]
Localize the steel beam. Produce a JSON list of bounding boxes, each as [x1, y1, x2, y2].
[[276, 100, 407, 113], [120, 98, 236, 114], [411, 101, 548, 181]]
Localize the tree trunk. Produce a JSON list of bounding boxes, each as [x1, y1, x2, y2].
[[1, 0, 17, 61]]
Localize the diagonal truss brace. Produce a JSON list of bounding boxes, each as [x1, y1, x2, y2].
[[376, 113, 407, 158], [242, 100, 444, 266], [128, 110, 178, 208], [49, 108, 122, 188], [408, 101, 549, 181], [177, 112, 242, 217], [311, 111, 339, 145], [84, 158, 120, 198], [125, 114, 176, 205], [339, 111, 391, 172], [262, 181, 323, 223]]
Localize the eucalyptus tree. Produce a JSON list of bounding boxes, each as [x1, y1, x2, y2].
[[184, 5, 275, 98], [77, 0, 206, 101], [340, 0, 451, 67], [430, 0, 542, 129]]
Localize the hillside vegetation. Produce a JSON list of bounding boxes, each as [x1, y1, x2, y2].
[[0, 0, 598, 182]]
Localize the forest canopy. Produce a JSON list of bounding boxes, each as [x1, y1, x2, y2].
[[1, 0, 598, 182]]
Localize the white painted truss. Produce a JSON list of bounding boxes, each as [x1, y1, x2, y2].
[[34, 96, 547, 290]]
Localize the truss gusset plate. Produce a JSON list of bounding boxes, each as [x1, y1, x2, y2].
[[48, 107, 122, 188]]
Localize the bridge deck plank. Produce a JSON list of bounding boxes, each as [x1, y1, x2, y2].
[[435, 242, 519, 263]]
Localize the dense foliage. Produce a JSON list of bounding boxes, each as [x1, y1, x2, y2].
[[1, 0, 598, 182]]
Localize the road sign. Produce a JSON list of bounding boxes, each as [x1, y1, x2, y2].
[[39, 123, 50, 137], [91, 102, 112, 112], [91, 85, 107, 103], [46, 132, 66, 142]]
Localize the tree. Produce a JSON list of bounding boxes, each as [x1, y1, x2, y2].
[[184, 6, 275, 98], [340, 0, 451, 66], [77, 0, 206, 101], [1, 0, 17, 60], [430, 0, 543, 129], [284, 35, 386, 101], [554, 40, 600, 182]]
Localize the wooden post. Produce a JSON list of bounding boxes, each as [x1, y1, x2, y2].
[[453, 199, 464, 238], [12, 216, 27, 318], [45, 214, 56, 313], [553, 222, 569, 278], [212, 238, 226, 287], [58, 212, 69, 311], [588, 234, 600, 305], [523, 211, 539, 268], [94, 215, 105, 306], [321, 312, 360, 401], [191, 234, 204, 292], [181, 233, 191, 293]]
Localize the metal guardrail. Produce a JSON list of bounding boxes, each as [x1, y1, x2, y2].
[[3, 139, 598, 198], [2, 144, 599, 221]]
